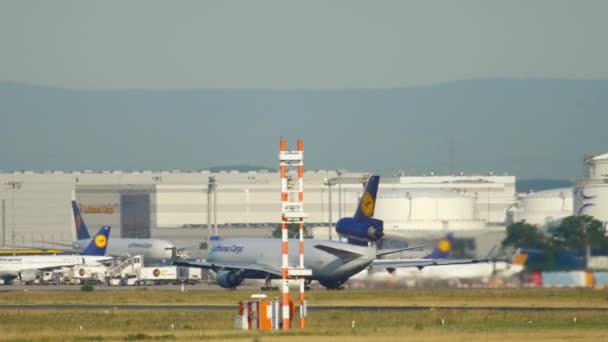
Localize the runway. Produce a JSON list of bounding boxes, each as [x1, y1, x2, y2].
[[1, 304, 608, 312]]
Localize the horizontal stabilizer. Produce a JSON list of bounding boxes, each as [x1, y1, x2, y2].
[[376, 244, 431, 258], [314, 244, 363, 263], [370, 257, 489, 271]]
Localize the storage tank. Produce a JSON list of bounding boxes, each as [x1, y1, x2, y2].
[[574, 182, 608, 221], [374, 189, 475, 222], [575, 153, 608, 224], [585, 153, 608, 180], [514, 188, 573, 226]]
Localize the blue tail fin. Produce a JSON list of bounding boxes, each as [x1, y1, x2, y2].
[[336, 176, 384, 246], [423, 233, 454, 259], [72, 200, 91, 240], [354, 176, 380, 220], [80, 226, 111, 256]]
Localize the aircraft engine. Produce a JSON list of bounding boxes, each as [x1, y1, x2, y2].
[[335, 217, 384, 244], [18, 269, 38, 283], [215, 270, 244, 289]]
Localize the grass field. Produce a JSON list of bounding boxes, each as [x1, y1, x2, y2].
[[2, 287, 608, 307], [1, 288, 608, 341]]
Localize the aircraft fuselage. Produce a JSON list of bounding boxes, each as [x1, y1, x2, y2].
[[209, 238, 376, 287]]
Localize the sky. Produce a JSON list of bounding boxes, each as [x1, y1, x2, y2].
[[0, 1, 607, 180], [1, 1, 607, 89]]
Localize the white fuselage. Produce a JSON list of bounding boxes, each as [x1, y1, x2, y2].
[[209, 238, 376, 284], [74, 238, 174, 262], [0, 255, 112, 278]]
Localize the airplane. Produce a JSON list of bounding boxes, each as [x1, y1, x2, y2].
[[356, 248, 528, 284], [71, 201, 176, 262], [348, 232, 455, 282], [0, 226, 113, 284], [174, 176, 488, 289]]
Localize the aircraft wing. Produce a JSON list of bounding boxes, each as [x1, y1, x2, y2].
[[173, 260, 283, 277], [176, 245, 196, 252], [370, 258, 489, 270]]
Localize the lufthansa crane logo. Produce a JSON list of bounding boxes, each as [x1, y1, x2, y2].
[[75, 216, 82, 229], [153, 269, 161, 277], [438, 239, 452, 253], [94, 234, 107, 248], [360, 192, 375, 217]]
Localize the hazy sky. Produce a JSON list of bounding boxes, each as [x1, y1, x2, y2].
[[1, 1, 607, 89]]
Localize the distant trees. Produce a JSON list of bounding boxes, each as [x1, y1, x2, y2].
[[451, 238, 476, 258], [502, 215, 608, 270], [548, 215, 608, 254], [502, 221, 548, 251], [272, 223, 310, 239]]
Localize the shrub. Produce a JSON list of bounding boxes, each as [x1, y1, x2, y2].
[[81, 284, 95, 292]]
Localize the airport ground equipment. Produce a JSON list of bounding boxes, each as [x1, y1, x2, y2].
[[279, 137, 311, 330], [236, 294, 290, 331], [106, 255, 201, 285], [69, 264, 108, 284]]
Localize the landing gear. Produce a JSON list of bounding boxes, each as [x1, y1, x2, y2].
[[260, 276, 279, 291], [318, 279, 345, 290]]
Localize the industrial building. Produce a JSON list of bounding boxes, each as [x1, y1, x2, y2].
[[0, 170, 369, 257], [575, 153, 608, 226], [0, 169, 531, 257], [508, 187, 573, 228], [505, 152, 608, 231]]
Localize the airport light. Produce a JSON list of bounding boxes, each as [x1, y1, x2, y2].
[[206, 176, 216, 248], [405, 192, 412, 221], [4, 181, 23, 248], [323, 177, 337, 240], [1, 199, 6, 247], [337, 171, 343, 219]]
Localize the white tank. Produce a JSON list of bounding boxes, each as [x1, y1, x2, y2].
[[585, 153, 608, 180], [576, 152, 608, 224], [375, 190, 475, 222], [515, 188, 573, 226], [574, 181, 608, 222]]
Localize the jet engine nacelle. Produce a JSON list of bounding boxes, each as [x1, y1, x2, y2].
[[18, 269, 38, 283], [335, 217, 384, 243], [215, 270, 244, 289]]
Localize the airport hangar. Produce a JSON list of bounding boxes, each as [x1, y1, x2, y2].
[[0, 168, 583, 259]]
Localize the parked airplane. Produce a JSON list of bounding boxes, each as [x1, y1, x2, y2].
[[0, 226, 113, 284], [71, 201, 176, 262], [357, 248, 528, 284], [175, 176, 487, 289], [376, 233, 454, 264]]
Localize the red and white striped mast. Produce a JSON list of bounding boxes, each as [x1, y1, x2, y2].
[[279, 137, 290, 330], [297, 138, 306, 329], [278, 137, 310, 330]]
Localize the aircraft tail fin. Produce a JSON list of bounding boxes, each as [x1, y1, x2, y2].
[[80, 226, 111, 256], [72, 201, 91, 240], [354, 176, 380, 220], [511, 248, 529, 266], [423, 233, 454, 259], [337, 176, 384, 246]]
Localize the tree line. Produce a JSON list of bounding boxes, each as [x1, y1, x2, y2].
[[502, 215, 608, 271]]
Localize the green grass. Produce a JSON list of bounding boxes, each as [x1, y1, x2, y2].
[[2, 288, 608, 307], [1, 308, 608, 341], [2, 289, 608, 341]]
